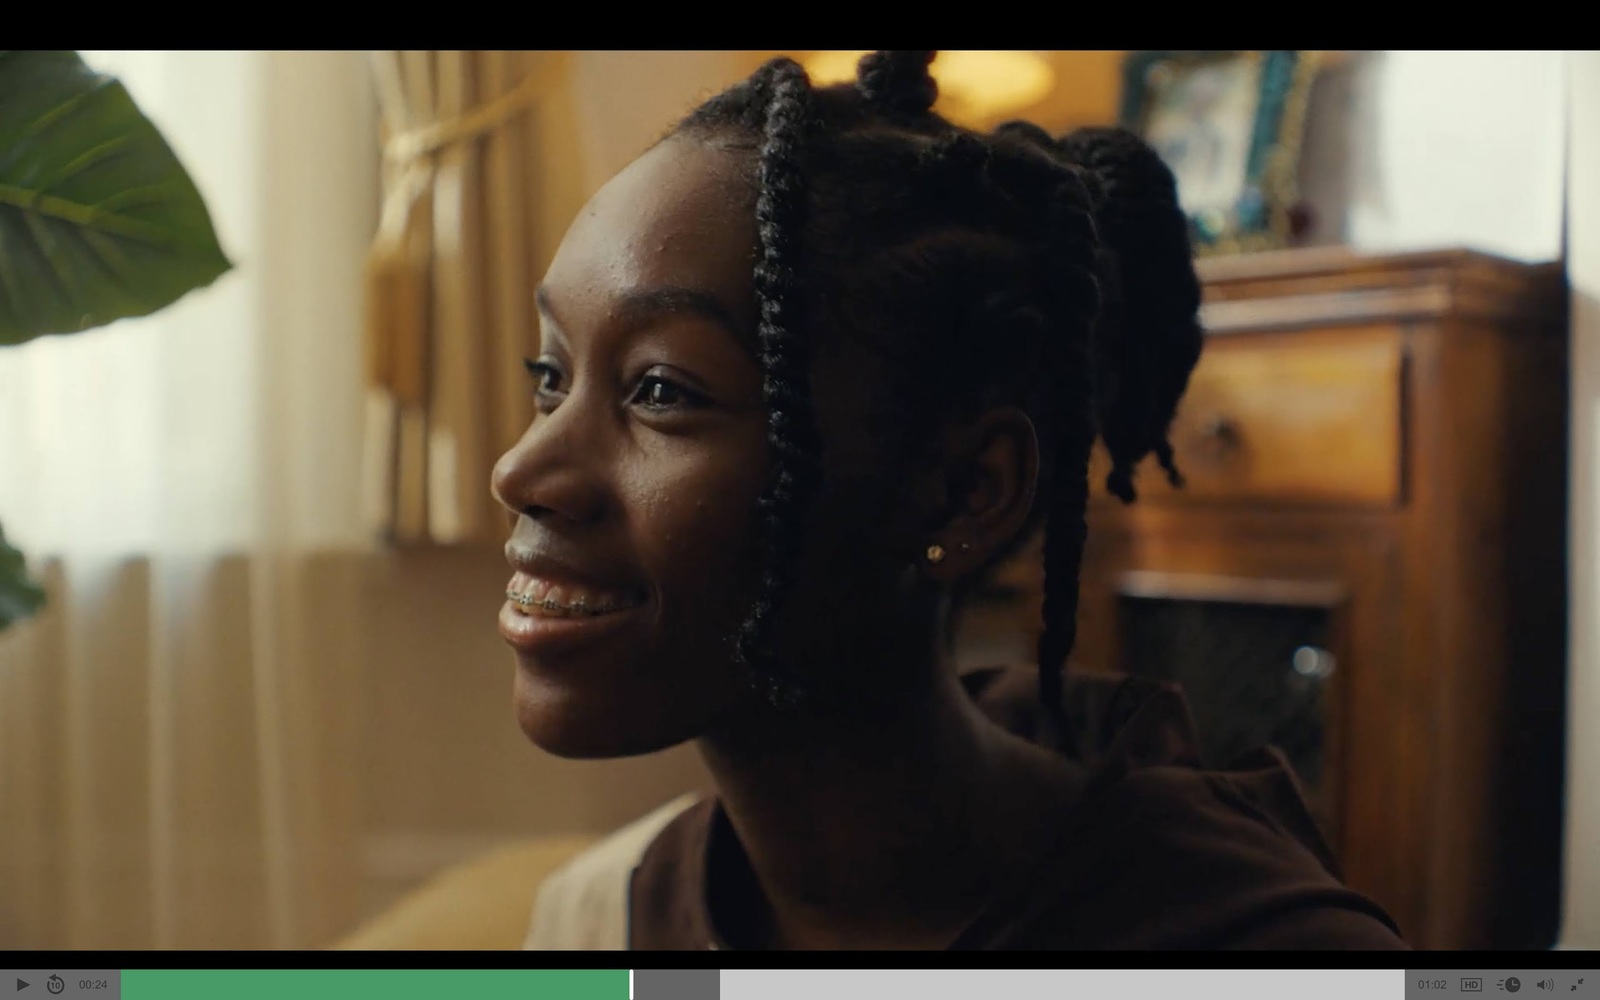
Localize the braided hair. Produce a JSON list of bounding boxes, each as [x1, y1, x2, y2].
[[677, 51, 1203, 746]]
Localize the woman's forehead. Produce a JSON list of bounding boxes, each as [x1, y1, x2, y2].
[[542, 137, 759, 319]]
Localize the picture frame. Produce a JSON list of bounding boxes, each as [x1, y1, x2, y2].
[[1119, 51, 1320, 255]]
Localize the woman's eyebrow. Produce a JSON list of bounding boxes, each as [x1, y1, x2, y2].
[[535, 284, 747, 344]]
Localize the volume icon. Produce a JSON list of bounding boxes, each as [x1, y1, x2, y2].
[[1538, 982, 1555, 992]]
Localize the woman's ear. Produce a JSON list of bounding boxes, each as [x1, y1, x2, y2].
[[919, 406, 1039, 581]]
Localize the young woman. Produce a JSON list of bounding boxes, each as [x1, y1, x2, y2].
[[494, 50, 1407, 951]]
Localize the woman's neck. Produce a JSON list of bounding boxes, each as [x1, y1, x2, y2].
[[696, 662, 1081, 950]]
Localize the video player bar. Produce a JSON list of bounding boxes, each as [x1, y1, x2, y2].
[[1, 968, 1591, 999]]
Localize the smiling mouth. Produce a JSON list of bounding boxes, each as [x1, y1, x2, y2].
[[504, 574, 647, 619]]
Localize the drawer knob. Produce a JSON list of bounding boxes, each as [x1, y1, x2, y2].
[[1189, 413, 1242, 464], [1292, 645, 1336, 680], [1200, 414, 1241, 445]]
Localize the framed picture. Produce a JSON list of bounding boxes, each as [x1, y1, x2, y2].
[[1119, 51, 1320, 255]]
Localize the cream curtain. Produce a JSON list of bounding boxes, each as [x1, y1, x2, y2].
[[0, 51, 378, 948], [363, 51, 583, 546]]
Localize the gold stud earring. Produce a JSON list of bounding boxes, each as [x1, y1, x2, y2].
[[926, 544, 946, 564]]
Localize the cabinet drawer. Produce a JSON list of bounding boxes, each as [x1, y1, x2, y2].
[[1099, 325, 1406, 506]]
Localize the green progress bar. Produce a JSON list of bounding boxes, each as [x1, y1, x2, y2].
[[124, 969, 626, 1000]]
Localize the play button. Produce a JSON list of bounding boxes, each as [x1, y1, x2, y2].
[[16, 980, 28, 992]]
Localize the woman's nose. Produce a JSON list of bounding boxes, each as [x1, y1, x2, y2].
[[490, 405, 609, 527]]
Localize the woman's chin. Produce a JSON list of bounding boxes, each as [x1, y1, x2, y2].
[[511, 666, 705, 760]]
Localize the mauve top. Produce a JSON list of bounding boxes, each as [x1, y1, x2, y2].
[[626, 665, 1409, 950]]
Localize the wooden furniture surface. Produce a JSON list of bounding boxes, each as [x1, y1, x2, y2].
[[961, 246, 1569, 950]]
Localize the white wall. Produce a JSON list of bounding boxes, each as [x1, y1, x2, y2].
[[1561, 50, 1600, 952], [1300, 51, 1567, 264]]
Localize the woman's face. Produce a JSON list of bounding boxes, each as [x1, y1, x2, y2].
[[491, 136, 774, 758]]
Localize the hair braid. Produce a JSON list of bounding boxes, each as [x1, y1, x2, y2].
[[733, 58, 823, 709], [969, 122, 1103, 749], [1036, 187, 1101, 749]]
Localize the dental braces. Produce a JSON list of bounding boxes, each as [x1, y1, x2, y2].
[[505, 589, 634, 615]]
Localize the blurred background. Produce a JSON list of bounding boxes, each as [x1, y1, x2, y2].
[[0, 50, 1593, 952]]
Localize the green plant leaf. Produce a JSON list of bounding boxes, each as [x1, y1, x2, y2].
[[0, 50, 233, 346], [0, 519, 47, 631]]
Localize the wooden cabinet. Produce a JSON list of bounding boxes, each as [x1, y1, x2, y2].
[[958, 246, 1569, 950]]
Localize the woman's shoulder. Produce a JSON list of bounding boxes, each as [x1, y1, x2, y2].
[[959, 664, 1408, 949], [960, 756, 1407, 949], [522, 792, 705, 950], [1079, 759, 1406, 946]]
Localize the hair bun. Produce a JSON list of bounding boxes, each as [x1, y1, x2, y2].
[[856, 50, 938, 115]]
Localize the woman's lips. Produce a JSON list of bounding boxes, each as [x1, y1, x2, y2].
[[498, 572, 649, 657], [498, 592, 647, 657]]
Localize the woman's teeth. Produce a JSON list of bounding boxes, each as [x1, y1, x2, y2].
[[505, 575, 643, 618]]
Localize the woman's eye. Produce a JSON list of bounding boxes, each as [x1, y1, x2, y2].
[[523, 359, 703, 413], [523, 358, 565, 398], [632, 373, 704, 411]]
